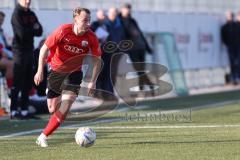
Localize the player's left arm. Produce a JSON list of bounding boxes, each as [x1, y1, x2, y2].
[[87, 56, 101, 96], [91, 55, 101, 82], [87, 33, 102, 95]]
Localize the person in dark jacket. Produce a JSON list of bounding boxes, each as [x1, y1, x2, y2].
[[91, 9, 110, 99], [221, 11, 240, 85], [97, 7, 125, 99], [120, 3, 153, 91], [91, 9, 108, 44], [236, 11, 240, 82], [10, 0, 43, 119]]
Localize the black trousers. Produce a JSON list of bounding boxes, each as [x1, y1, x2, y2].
[[10, 49, 33, 111], [96, 53, 114, 94], [128, 49, 153, 90], [228, 47, 240, 83]]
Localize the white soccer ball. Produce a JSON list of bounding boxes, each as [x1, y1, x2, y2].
[[75, 127, 96, 147]]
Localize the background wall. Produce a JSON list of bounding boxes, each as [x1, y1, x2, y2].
[[0, 0, 233, 95]]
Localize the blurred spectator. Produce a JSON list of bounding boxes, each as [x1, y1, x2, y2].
[[0, 44, 13, 116], [96, 7, 125, 100], [119, 3, 153, 91], [10, 0, 43, 119], [106, 7, 125, 43], [0, 11, 11, 50], [0, 43, 13, 81], [91, 9, 108, 99], [236, 11, 240, 81], [33, 39, 47, 97], [91, 9, 109, 44], [221, 11, 240, 85], [0, 11, 13, 89], [0, 11, 13, 59]]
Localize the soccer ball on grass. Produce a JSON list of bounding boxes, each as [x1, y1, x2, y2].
[[75, 127, 96, 147]]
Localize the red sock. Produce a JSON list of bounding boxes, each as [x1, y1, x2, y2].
[[43, 111, 65, 136]]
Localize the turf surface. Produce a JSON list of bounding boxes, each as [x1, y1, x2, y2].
[[1, 90, 240, 160]]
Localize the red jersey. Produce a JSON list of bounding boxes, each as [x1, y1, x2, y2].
[[45, 24, 102, 72]]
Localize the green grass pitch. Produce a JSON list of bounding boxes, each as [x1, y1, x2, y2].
[[1, 90, 240, 160]]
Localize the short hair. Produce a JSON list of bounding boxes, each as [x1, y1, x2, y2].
[[122, 3, 132, 9], [73, 7, 91, 18], [0, 11, 5, 17]]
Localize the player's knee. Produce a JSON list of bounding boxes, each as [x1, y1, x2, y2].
[[62, 92, 77, 102], [48, 98, 61, 114], [47, 102, 56, 113], [48, 106, 56, 114]]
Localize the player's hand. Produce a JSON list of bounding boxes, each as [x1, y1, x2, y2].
[[34, 71, 44, 86], [87, 82, 96, 96]]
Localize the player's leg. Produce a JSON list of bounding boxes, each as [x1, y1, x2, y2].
[[45, 70, 66, 113], [36, 71, 82, 147], [44, 91, 77, 135], [36, 91, 77, 147], [36, 70, 65, 147], [47, 95, 61, 113]]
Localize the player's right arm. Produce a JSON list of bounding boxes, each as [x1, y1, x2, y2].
[[34, 44, 49, 86], [34, 25, 65, 85]]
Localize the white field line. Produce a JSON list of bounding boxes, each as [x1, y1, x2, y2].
[[2, 124, 240, 139], [0, 118, 121, 139], [67, 124, 240, 129], [0, 129, 43, 139], [1, 100, 239, 139]]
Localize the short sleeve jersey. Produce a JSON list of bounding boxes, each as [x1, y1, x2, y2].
[[45, 24, 102, 72]]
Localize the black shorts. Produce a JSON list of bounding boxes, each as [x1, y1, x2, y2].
[[47, 70, 83, 98]]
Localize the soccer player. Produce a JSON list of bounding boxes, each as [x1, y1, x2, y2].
[[34, 7, 102, 147]]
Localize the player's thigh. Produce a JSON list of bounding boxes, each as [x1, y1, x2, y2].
[[47, 96, 61, 108], [63, 71, 83, 94], [47, 70, 68, 95], [46, 88, 62, 113]]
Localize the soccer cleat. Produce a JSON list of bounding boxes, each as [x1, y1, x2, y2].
[[36, 134, 48, 147]]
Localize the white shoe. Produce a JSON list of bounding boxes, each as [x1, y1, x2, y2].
[[36, 133, 48, 147]]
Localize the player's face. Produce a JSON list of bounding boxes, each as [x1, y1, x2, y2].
[[19, 0, 31, 9], [74, 11, 91, 34]]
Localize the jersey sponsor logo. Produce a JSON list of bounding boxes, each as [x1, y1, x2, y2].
[[64, 44, 84, 54], [64, 38, 70, 42], [81, 40, 89, 47]]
